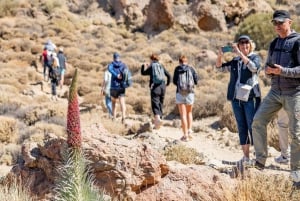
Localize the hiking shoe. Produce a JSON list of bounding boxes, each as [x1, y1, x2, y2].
[[274, 155, 289, 164], [254, 161, 265, 170], [180, 136, 188, 142]]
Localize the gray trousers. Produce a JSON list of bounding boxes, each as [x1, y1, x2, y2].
[[277, 108, 290, 158], [252, 89, 300, 173]]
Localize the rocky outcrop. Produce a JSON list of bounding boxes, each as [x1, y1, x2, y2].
[[7, 123, 169, 200], [143, 0, 175, 34]]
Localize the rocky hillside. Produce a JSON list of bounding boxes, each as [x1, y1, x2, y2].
[[1, 0, 300, 200]]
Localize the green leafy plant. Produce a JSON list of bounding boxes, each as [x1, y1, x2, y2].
[[237, 13, 276, 50], [54, 148, 106, 201]]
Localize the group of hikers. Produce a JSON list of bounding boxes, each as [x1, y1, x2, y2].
[[41, 39, 67, 101], [101, 9, 300, 188]]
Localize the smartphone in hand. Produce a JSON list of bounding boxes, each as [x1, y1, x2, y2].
[[266, 63, 276, 68], [221, 45, 233, 53]]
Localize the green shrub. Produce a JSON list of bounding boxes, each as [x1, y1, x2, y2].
[[237, 13, 276, 50]]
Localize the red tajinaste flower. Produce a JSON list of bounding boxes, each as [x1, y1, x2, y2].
[[67, 69, 82, 148]]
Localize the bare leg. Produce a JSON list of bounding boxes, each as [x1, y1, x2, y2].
[[242, 144, 250, 159], [119, 96, 126, 122], [111, 97, 117, 120], [178, 103, 188, 139], [186, 104, 193, 131]]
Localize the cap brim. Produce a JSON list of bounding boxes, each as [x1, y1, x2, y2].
[[272, 17, 286, 22], [238, 37, 250, 41]]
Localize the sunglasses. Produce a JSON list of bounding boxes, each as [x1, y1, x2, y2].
[[272, 20, 285, 26], [239, 40, 250, 45]]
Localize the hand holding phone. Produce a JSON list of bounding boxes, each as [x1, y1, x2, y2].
[[221, 45, 233, 53], [266, 63, 276, 68]]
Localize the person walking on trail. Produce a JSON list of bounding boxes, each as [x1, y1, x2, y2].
[[274, 108, 290, 164], [251, 10, 300, 188], [41, 47, 48, 81], [108, 53, 128, 123], [49, 53, 60, 101], [141, 53, 171, 130], [101, 69, 113, 118], [57, 46, 67, 89], [216, 35, 261, 162], [173, 55, 198, 142]]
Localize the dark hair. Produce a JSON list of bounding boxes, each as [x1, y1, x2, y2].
[[179, 55, 188, 63], [150, 54, 159, 61]]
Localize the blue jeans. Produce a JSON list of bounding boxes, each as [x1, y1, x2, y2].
[[105, 95, 112, 116], [231, 98, 259, 145], [252, 89, 300, 171]]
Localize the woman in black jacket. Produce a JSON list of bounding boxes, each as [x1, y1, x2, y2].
[[141, 54, 171, 129]]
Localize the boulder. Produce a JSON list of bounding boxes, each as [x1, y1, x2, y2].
[[6, 122, 169, 200]]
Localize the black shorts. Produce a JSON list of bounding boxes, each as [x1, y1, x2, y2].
[[110, 88, 125, 98]]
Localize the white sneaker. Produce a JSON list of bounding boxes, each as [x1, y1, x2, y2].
[[274, 155, 289, 164], [291, 171, 300, 182]]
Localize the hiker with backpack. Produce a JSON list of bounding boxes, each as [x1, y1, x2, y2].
[[216, 35, 261, 163], [173, 55, 198, 141], [108, 53, 131, 123], [141, 53, 171, 129], [49, 52, 61, 101], [57, 46, 67, 89], [251, 10, 300, 188]]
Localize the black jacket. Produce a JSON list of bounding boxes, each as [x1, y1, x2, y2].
[[267, 32, 300, 95]]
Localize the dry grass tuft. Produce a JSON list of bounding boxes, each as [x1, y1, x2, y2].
[[219, 102, 237, 132], [0, 116, 18, 143], [164, 144, 205, 165], [223, 172, 300, 201]]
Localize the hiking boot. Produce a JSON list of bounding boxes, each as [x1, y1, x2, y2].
[[274, 155, 289, 164], [254, 161, 265, 170]]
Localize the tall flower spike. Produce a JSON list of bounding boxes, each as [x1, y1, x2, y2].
[[67, 68, 82, 148]]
